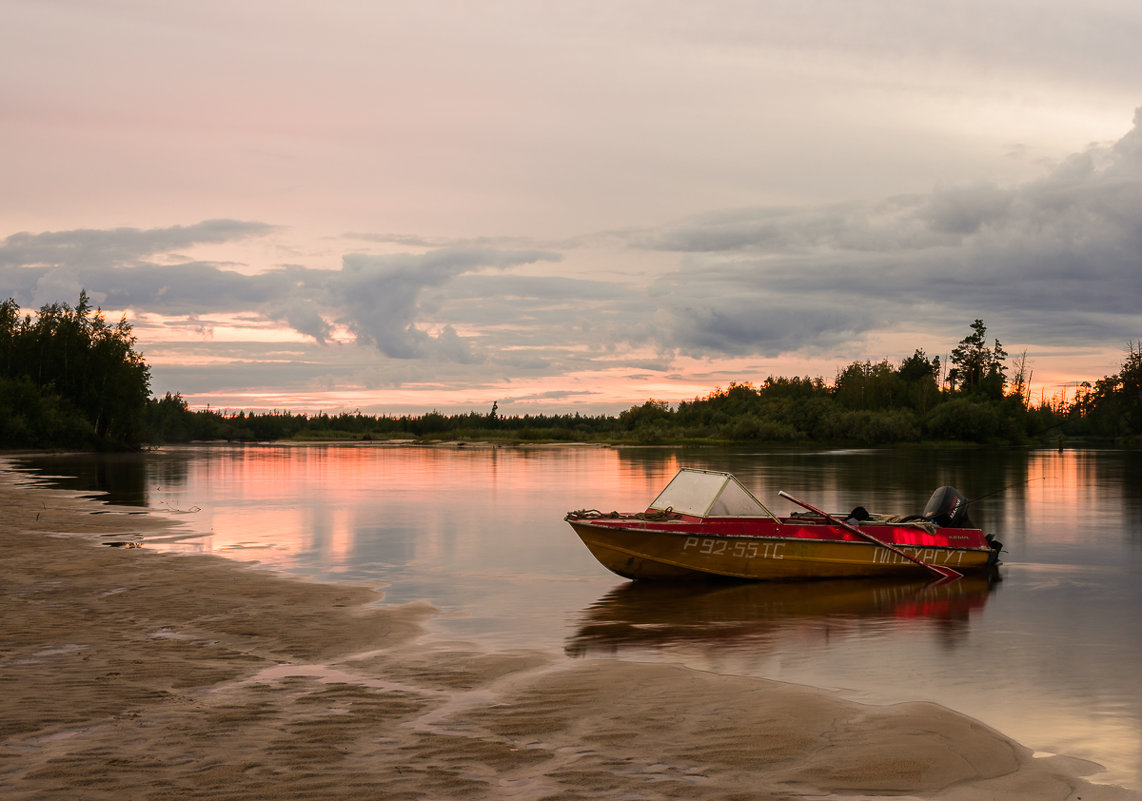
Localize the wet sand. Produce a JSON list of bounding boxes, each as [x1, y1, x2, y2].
[[1, 466, 1135, 800]]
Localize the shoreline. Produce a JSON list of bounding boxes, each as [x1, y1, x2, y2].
[[1, 467, 1136, 800]]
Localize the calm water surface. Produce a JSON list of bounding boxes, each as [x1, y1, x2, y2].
[[13, 444, 1142, 790]]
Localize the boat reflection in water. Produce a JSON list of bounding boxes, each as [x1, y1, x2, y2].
[[566, 573, 998, 658]]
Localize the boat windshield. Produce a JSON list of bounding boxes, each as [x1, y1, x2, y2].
[[648, 469, 778, 519]]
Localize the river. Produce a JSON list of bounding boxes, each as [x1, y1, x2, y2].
[[12, 443, 1142, 790]]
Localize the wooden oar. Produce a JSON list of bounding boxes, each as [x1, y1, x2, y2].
[[777, 490, 963, 581]]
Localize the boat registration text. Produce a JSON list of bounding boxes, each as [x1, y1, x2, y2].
[[682, 537, 785, 560]]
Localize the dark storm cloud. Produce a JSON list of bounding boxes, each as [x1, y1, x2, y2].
[[639, 108, 1142, 354]]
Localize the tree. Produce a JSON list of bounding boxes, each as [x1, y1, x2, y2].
[[1066, 342, 1142, 439], [0, 297, 19, 375], [948, 319, 1007, 397], [618, 399, 672, 430], [1009, 348, 1032, 405], [897, 349, 941, 412], [0, 292, 151, 448], [834, 360, 899, 410], [898, 349, 939, 383], [1118, 341, 1142, 434]]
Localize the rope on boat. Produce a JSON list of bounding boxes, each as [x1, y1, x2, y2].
[[565, 507, 677, 521], [636, 507, 677, 521], [566, 509, 612, 519]]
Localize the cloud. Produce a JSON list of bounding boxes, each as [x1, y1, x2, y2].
[[1, 221, 567, 365], [0, 220, 282, 310], [330, 248, 562, 360], [343, 231, 587, 251], [920, 184, 1013, 236], [652, 276, 878, 357], [281, 301, 335, 344], [0, 220, 276, 270], [636, 107, 1142, 354], [5, 105, 1142, 407], [501, 390, 600, 404]]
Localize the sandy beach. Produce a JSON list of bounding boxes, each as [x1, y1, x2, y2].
[[1, 465, 1135, 801]]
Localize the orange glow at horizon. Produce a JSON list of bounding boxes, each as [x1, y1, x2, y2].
[[172, 359, 1108, 417], [121, 308, 1125, 416]]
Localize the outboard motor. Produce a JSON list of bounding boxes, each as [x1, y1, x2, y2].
[[922, 486, 974, 528]]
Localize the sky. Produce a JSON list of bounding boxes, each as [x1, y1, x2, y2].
[[3, 0, 1142, 416]]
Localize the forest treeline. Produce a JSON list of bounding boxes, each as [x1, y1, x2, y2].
[[3, 294, 1142, 449], [1, 292, 151, 449]]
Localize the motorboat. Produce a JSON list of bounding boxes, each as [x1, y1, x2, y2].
[[565, 468, 1002, 581]]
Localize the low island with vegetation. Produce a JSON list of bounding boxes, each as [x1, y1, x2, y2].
[[2, 293, 1140, 450]]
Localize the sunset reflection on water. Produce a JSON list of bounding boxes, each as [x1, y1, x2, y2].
[[13, 444, 1142, 790], [137, 445, 682, 582]]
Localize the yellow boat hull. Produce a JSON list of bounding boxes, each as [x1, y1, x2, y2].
[[569, 521, 996, 581]]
